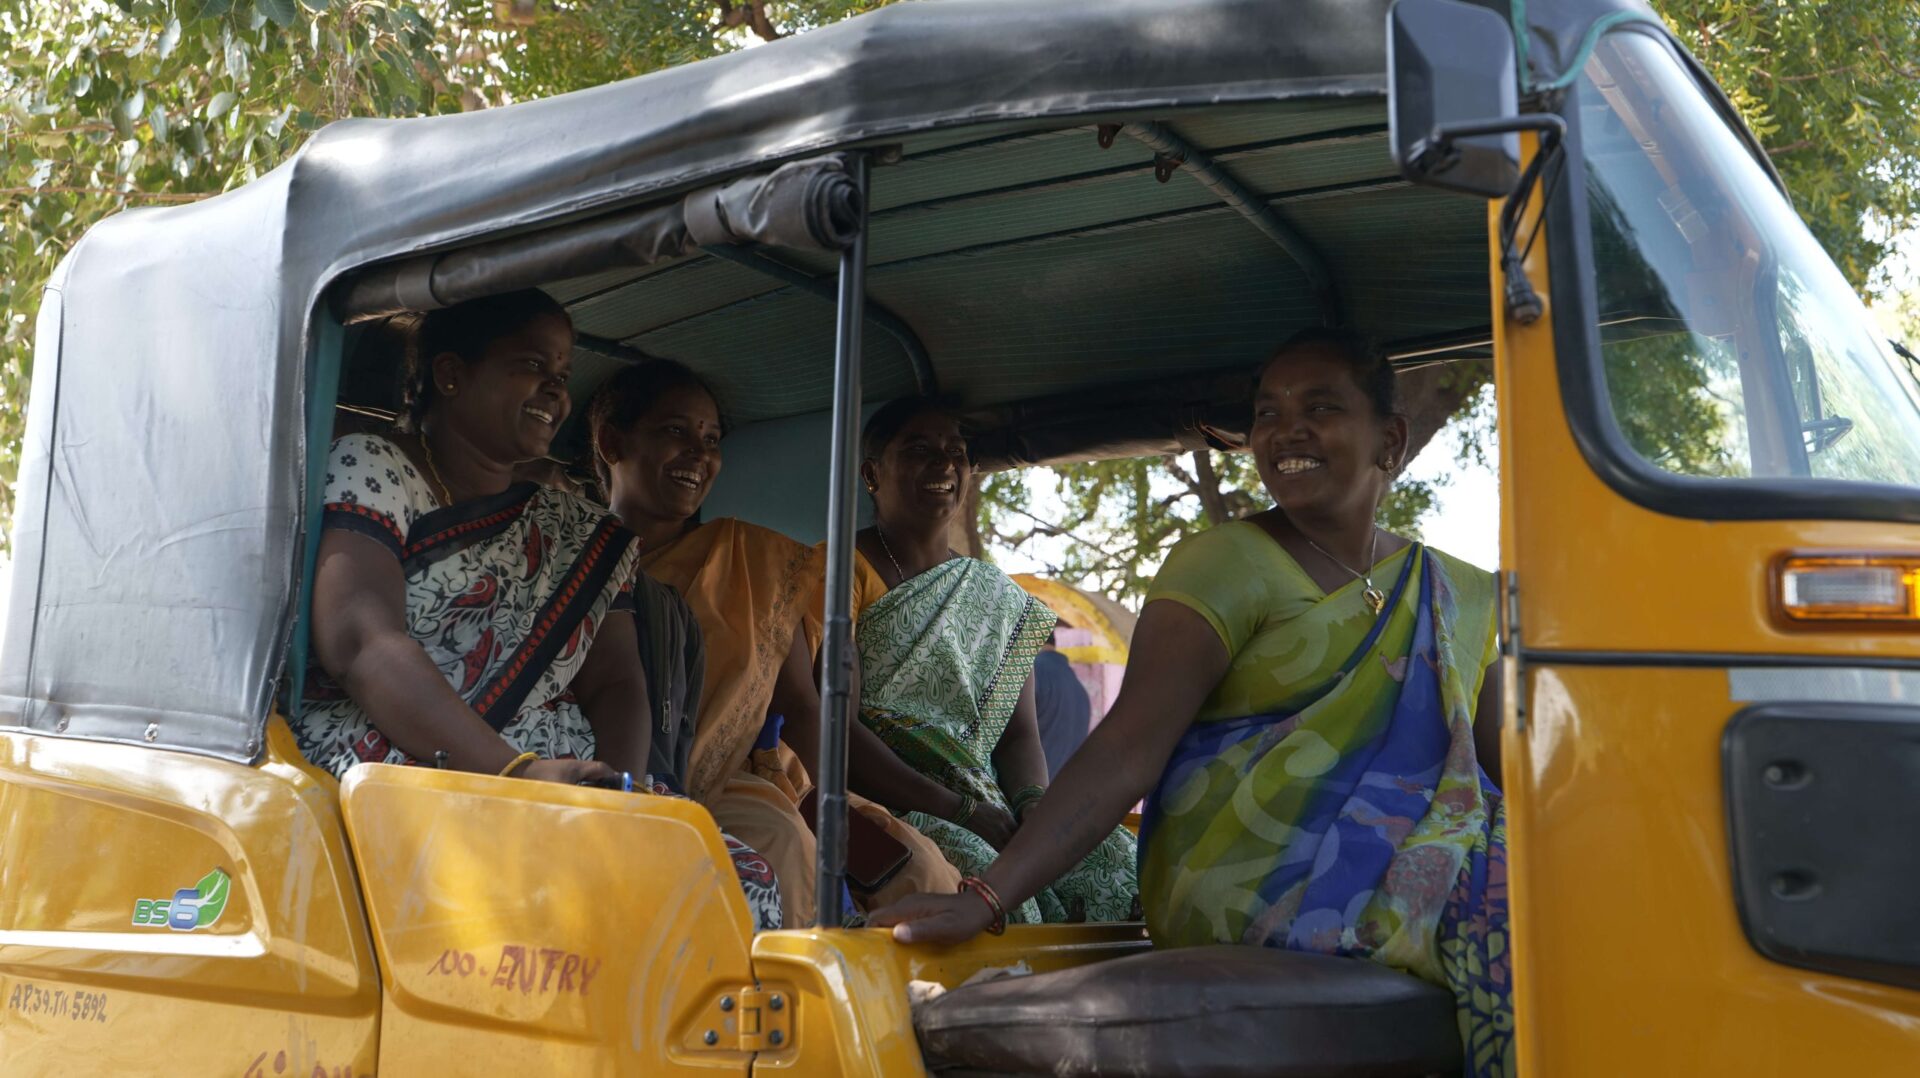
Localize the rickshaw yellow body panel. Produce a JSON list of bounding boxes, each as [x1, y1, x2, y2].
[[338, 763, 761, 1076], [1491, 188, 1920, 1074], [750, 922, 1150, 1076], [2, 720, 1150, 1077], [1509, 665, 1920, 1073], [0, 719, 380, 1075], [337, 763, 1147, 1076]]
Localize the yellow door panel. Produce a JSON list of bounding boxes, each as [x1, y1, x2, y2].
[[1507, 666, 1920, 1075], [1495, 217, 1920, 659], [338, 764, 759, 1076], [0, 719, 379, 1075], [750, 922, 1150, 1076]]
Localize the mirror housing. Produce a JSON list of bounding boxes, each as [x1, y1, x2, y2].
[[1387, 0, 1524, 198]]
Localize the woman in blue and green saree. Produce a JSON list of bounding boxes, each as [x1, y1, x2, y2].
[[850, 398, 1139, 925], [872, 330, 1514, 1076]]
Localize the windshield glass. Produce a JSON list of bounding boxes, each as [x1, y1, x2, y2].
[[1579, 32, 1920, 486]]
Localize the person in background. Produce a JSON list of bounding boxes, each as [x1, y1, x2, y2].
[[1032, 631, 1092, 779]]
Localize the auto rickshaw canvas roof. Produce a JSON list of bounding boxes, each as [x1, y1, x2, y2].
[[2, 0, 1659, 763]]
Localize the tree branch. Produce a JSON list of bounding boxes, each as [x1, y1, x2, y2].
[[1765, 139, 1815, 157], [714, 0, 784, 41], [1190, 449, 1232, 525]]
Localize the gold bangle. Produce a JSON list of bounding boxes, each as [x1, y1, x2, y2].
[[499, 751, 538, 778]]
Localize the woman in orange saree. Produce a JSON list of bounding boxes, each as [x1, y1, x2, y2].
[[589, 361, 960, 925]]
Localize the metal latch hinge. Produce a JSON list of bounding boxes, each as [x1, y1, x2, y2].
[[685, 984, 792, 1054], [1501, 569, 1527, 731]]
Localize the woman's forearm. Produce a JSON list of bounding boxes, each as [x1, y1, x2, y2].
[[979, 719, 1157, 906], [990, 675, 1049, 796], [574, 613, 652, 777], [973, 599, 1231, 908], [334, 630, 521, 773], [783, 629, 963, 818], [847, 720, 964, 818]]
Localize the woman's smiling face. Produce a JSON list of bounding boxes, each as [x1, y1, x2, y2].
[[866, 409, 970, 529], [435, 311, 574, 462], [1250, 343, 1405, 522], [601, 380, 724, 527]]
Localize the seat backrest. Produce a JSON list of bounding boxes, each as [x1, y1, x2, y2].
[[913, 944, 1463, 1077]]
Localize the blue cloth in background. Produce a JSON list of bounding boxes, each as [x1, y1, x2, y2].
[[1032, 649, 1091, 779]]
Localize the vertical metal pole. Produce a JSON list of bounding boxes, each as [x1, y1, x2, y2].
[[815, 154, 869, 928]]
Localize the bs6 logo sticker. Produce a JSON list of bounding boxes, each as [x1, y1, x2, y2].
[[131, 868, 232, 931]]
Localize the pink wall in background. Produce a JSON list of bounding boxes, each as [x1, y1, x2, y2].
[[1052, 626, 1124, 727]]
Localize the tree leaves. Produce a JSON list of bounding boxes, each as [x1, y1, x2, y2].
[[1660, 0, 1920, 293], [157, 18, 182, 60], [256, 0, 298, 29], [205, 90, 236, 119]]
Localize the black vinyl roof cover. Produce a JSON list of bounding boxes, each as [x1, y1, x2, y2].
[[1, 0, 1653, 760]]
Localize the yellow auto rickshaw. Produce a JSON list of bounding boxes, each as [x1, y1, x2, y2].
[[3, 0, 1917, 1073]]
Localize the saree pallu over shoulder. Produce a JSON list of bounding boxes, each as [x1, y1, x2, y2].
[[639, 518, 822, 805], [1138, 545, 1514, 1077], [856, 558, 1052, 744], [857, 559, 1140, 925]]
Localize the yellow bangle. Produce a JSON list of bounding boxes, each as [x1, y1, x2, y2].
[[499, 751, 538, 778]]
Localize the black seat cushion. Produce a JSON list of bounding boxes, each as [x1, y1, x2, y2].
[[914, 945, 1463, 1077]]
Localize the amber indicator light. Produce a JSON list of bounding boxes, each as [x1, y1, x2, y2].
[[1776, 555, 1920, 623]]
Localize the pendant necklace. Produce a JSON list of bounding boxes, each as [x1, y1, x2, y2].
[[875, 523, 908, 585], [418, 431, 454, 506], [1304, 529, 1385, 614]]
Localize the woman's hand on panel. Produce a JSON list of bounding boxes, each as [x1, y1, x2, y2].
[[867, 891, 995, 945], [521, 757, 620, 785]]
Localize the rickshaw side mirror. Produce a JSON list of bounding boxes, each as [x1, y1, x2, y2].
[[1387, 0, 1524, 198]]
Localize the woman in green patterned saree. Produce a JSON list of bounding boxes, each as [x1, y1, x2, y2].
[[873, 332, 1513, 1077], [849, 398, 1139, 924]]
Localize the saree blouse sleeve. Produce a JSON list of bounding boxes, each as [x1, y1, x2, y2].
[[1144, 523, 1290, 658], [802, 546, 890, 658], [850, 551, 889, 620], [319, 433, 434, 559]]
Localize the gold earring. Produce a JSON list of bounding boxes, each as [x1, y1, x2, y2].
[[1381, 456, 1396, 471]]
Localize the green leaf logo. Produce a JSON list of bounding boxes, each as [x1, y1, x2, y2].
[[193, 868, 231, 928]]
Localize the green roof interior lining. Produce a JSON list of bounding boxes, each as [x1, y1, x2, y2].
[[341, 97, 1494, 464]]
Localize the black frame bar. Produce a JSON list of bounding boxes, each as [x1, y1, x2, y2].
[[701, 243, 938, 396], [814, 153, 871, 927]]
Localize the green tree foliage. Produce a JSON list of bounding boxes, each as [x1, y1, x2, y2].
[[1659, 0, 1920, 292], [0, 0, 451, 543], [976, 446, 1449, 604], [0, 0, 885, 548]]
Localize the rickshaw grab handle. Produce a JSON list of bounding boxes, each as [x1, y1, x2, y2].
[[338, 154, 863, 323]]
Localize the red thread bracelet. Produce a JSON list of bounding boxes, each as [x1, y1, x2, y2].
[[958, 876, 1008, 935]]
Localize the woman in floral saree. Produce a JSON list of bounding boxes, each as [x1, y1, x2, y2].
[[873, 330, 1513, 1076], [852, 399, 1139, 925], [297, 292, 781, 932]]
